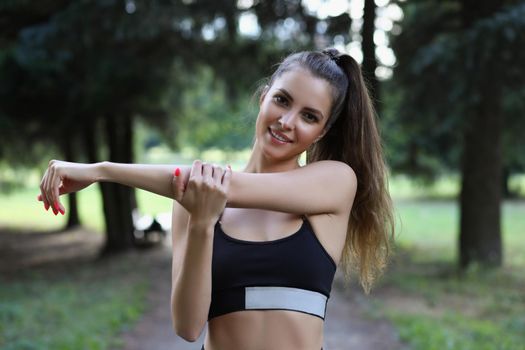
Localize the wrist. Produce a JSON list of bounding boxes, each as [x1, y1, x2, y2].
[[188, 217, 216, 235], [95, 161, 110, 182]]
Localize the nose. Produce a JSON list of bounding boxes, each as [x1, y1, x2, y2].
[[278, 111, 297, 130]]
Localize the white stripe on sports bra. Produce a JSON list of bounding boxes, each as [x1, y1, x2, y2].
[[245, 286, 328, 319]]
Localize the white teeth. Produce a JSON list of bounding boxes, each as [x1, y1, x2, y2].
[[269, 129, 290, 142]]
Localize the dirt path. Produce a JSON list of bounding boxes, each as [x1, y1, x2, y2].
[[0, 228, 404, 349], [118, 245, 405, 350], [0, 227, 103, 273]]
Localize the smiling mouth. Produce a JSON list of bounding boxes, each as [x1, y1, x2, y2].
[[268, 128, 292, 143]]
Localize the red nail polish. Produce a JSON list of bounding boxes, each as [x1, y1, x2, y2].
[[37, 194, 42, 201], [44, 203, 50, 211], [54, 202, 59, 211], [59, 208, 65, 215], [174, 168, 180, 177], [53, 209, 58, 216]]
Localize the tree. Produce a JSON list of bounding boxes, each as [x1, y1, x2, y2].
[[362, 0, 380, 109], [389, 0, 525, 267], [1, 1, 355, 254]]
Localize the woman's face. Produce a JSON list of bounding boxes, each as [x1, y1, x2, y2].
[[255, 68, 333, 162]]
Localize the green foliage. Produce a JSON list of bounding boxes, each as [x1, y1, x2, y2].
[[387, 1, 525, 179], [0, 0, 353, 165], [171, 67, 257, 151], [391, 312, 524, 350], [378, 259, 525, 350], [0, 255, 148, 349]]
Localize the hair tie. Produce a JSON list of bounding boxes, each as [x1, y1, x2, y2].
[[322, 49, 342, 65]]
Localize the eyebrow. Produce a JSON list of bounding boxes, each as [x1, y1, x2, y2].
[[277, 88, 326, 120]]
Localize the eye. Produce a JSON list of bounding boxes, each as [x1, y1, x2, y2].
[[273, 94, 288, 106], [302, 112, 319, 123]]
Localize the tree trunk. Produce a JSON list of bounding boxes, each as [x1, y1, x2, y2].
[[458, 0, 504, 269], [83, 119, 98, 164], [100, 114, 136, 254], [501, 167, 512, 198], [362, 0, 380, 111], [63, 133, 81, 229], [82, 117, 136, 254], [459, 84, 503, 268]]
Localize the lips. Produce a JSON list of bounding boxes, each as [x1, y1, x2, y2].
[[268, 128, 293, 143]]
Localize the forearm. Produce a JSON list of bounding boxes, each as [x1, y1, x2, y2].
[[171, 220, 214, 341], [97, 161, 189, 199]]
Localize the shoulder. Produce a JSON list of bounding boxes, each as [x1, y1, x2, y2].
[[304, 160, 357, 187], [302, 160, 357, 204]]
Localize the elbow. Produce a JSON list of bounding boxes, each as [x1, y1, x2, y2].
[[173, 323, 203, 342], [172, 312, 205, 342]]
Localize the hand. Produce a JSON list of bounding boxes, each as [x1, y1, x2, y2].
[[38, 160, 98, 215], [172, 160, 231, 226]]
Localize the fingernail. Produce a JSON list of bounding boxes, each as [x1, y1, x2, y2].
[[174, 168, 180, 177], [44, 203, 50, 211], [54, 202, 59, 211], [59, 208, 65, 215], [53, 209, 58, 216], [37, 194, 42, 201]]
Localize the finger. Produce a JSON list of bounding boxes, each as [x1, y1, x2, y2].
[[190, 160, 203, 181], [39, 169, 47, 208], [222, 165, 232, 189], [42, 167, 54, 213], [46, 165, 58, 215], [56, 186, 67, 215], [212, 165, 224, 183], [39, 176, 50, 211], [181, 166, 190, 192], [172, 168, 184, 201], [202, 162, 213, 183], [53, 176, 65, 215], [38, 170, 47, 209]]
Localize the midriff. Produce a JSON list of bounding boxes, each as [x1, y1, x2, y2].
[[205, 309, 324, 350]]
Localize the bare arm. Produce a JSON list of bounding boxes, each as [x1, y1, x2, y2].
[[227, 160, 356, 215], [37, 160, 189, 213], [98, 160, 356, 216], [170, 202, 213, 341], [39, 160, 355, 216], [102, 160, 357, 215], [170, 162, 229, 341]]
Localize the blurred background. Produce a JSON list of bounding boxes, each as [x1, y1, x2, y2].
[[0, 0, 524, 349]]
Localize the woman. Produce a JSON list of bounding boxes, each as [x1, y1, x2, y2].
[[38, 49, 394, 350]]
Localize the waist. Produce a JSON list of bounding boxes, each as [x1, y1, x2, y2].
[[207, 307, 324, 350]]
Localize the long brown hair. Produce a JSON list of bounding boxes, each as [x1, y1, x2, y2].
[[267, 49, 395, 293]]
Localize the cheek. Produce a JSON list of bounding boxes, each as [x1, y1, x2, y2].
[[254, 110, 269, 136], [257, 101, 277, 125], [299, 126, 325, 144]]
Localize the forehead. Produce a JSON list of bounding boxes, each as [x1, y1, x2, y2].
[[270, 68, 333, 117]]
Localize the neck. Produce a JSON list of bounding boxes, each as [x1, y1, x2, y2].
[[244, 140, 301, 173]]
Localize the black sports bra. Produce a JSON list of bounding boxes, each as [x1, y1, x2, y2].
[[208, 217, 337, 320]]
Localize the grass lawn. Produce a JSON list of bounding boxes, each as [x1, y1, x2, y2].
[[373, 196, 525, 350], [0, 175, 524, 349], [0, 252, 150, 350], [0, 185, 173, 232]]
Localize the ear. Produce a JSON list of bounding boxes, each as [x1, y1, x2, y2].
[[259, 85, 270, 106]]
